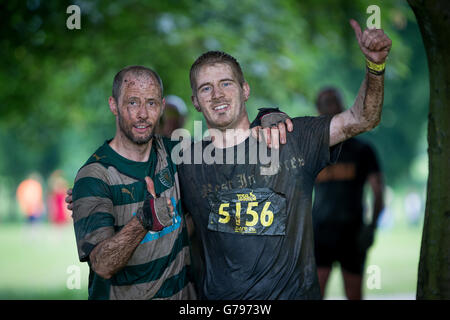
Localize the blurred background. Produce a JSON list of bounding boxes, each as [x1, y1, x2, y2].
[[0, 0, 427, 299]]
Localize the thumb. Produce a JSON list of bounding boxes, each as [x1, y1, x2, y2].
[[145, 176, 157, 198], [349, 19, 362, 43]]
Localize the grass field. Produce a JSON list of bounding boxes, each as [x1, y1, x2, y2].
[[0, 222, 422, 300], [0, 223, 89, 299]]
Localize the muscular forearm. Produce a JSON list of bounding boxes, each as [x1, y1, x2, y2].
[[89, 216, 147, 279], [330, 72, 384, 146], [348, 72, 384, 134], [356, 71, 384, 128]]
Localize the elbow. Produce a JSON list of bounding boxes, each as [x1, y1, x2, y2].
[[93, 267, 113, 280], [367, 104, 383, 130], [362, 114, 381, 132], [372, 114, 382, 129], [369, 118, 381, 131], [89, 252, 114, 280], [101, 273, 113, 280]]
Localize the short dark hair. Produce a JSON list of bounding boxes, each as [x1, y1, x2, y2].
[[112, 65, 164, 103], [315, 87, 344, 113], [189, 51, 245, 93]]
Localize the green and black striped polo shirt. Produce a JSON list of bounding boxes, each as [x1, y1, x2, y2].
[[72, 137, 196, 300]]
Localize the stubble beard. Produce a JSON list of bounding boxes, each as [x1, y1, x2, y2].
[[211, 102, 247, 132], [118, 113, 154, 146]]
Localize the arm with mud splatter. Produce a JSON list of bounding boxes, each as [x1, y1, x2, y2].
[[329, 19, 392, 147]]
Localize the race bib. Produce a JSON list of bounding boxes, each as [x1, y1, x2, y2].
[[207, 188, 287, 235]]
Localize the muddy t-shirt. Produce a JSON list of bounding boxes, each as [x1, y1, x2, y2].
[[178, 116, 340, 299]]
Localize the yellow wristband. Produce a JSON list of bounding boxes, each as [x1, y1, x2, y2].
[[366, 58, 386, 72]]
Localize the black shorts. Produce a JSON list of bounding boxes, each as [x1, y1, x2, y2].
[[313, 222, 367, 275]]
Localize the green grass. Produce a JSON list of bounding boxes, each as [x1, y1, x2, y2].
[[0, 222, 422, 300], [0, 223, 89, 299]]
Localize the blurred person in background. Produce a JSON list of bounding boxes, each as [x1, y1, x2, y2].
[[312, 87, 385, 300], [47, 170, 71, 225], [156, 94, 188, 137], [16, 173, 44, 223]]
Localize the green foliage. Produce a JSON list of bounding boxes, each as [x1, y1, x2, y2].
[[0, 0, 428, 190]]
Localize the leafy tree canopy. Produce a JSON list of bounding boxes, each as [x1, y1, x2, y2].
[[0, 0, 428, 189]]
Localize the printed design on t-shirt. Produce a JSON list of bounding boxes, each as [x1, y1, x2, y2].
[[121, 186, 135, 201], [200, 173, 257, 199], [281, 156, 305, 171], [198, 155, 306, 200], [207, 187, 287, 236], [92, 153, 107, 161], [157, 167, 173, 189], [316, 162, 356, 182]]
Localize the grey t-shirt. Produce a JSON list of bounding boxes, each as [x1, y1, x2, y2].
[[179, 116, 340, 299]]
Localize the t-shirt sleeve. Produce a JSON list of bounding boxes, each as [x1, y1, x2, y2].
[[72, 163, 115, 262], [291, 115, 342, 179]]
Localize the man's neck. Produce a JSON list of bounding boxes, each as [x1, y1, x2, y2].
[[109, 133, 152, 162], [208, 117, 251, 149]]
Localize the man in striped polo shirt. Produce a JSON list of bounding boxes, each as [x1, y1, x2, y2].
[[72, 66, 196, 299]]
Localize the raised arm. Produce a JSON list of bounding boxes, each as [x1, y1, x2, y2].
[[330, 19, 392, 147]]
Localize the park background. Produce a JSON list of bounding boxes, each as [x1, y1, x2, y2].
[[0, 0, 428, 299]]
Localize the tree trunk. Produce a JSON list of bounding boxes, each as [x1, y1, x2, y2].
[[408, 0, 450, 299]]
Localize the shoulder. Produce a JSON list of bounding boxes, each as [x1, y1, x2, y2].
[[154, 135, 176, 150], [75, 163, 109, 183], [80, 140, 116, 167], [289, 115, 333, 139], [73, 165, 112, 204], [154, 134, 196, 156], [74, 143, 113, 187], [292, 115, 333, 128]]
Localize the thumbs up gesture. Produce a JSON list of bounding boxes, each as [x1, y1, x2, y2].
[[136, 176, 175, 232], [349, 19, 392, 64]]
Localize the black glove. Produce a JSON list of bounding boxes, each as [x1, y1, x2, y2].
[[136, 192, 173, 232], [250, 107, 290, 128]]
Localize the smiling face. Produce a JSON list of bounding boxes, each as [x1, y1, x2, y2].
[[191, 63, 250, 131], [110, 72, 165, 145]]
